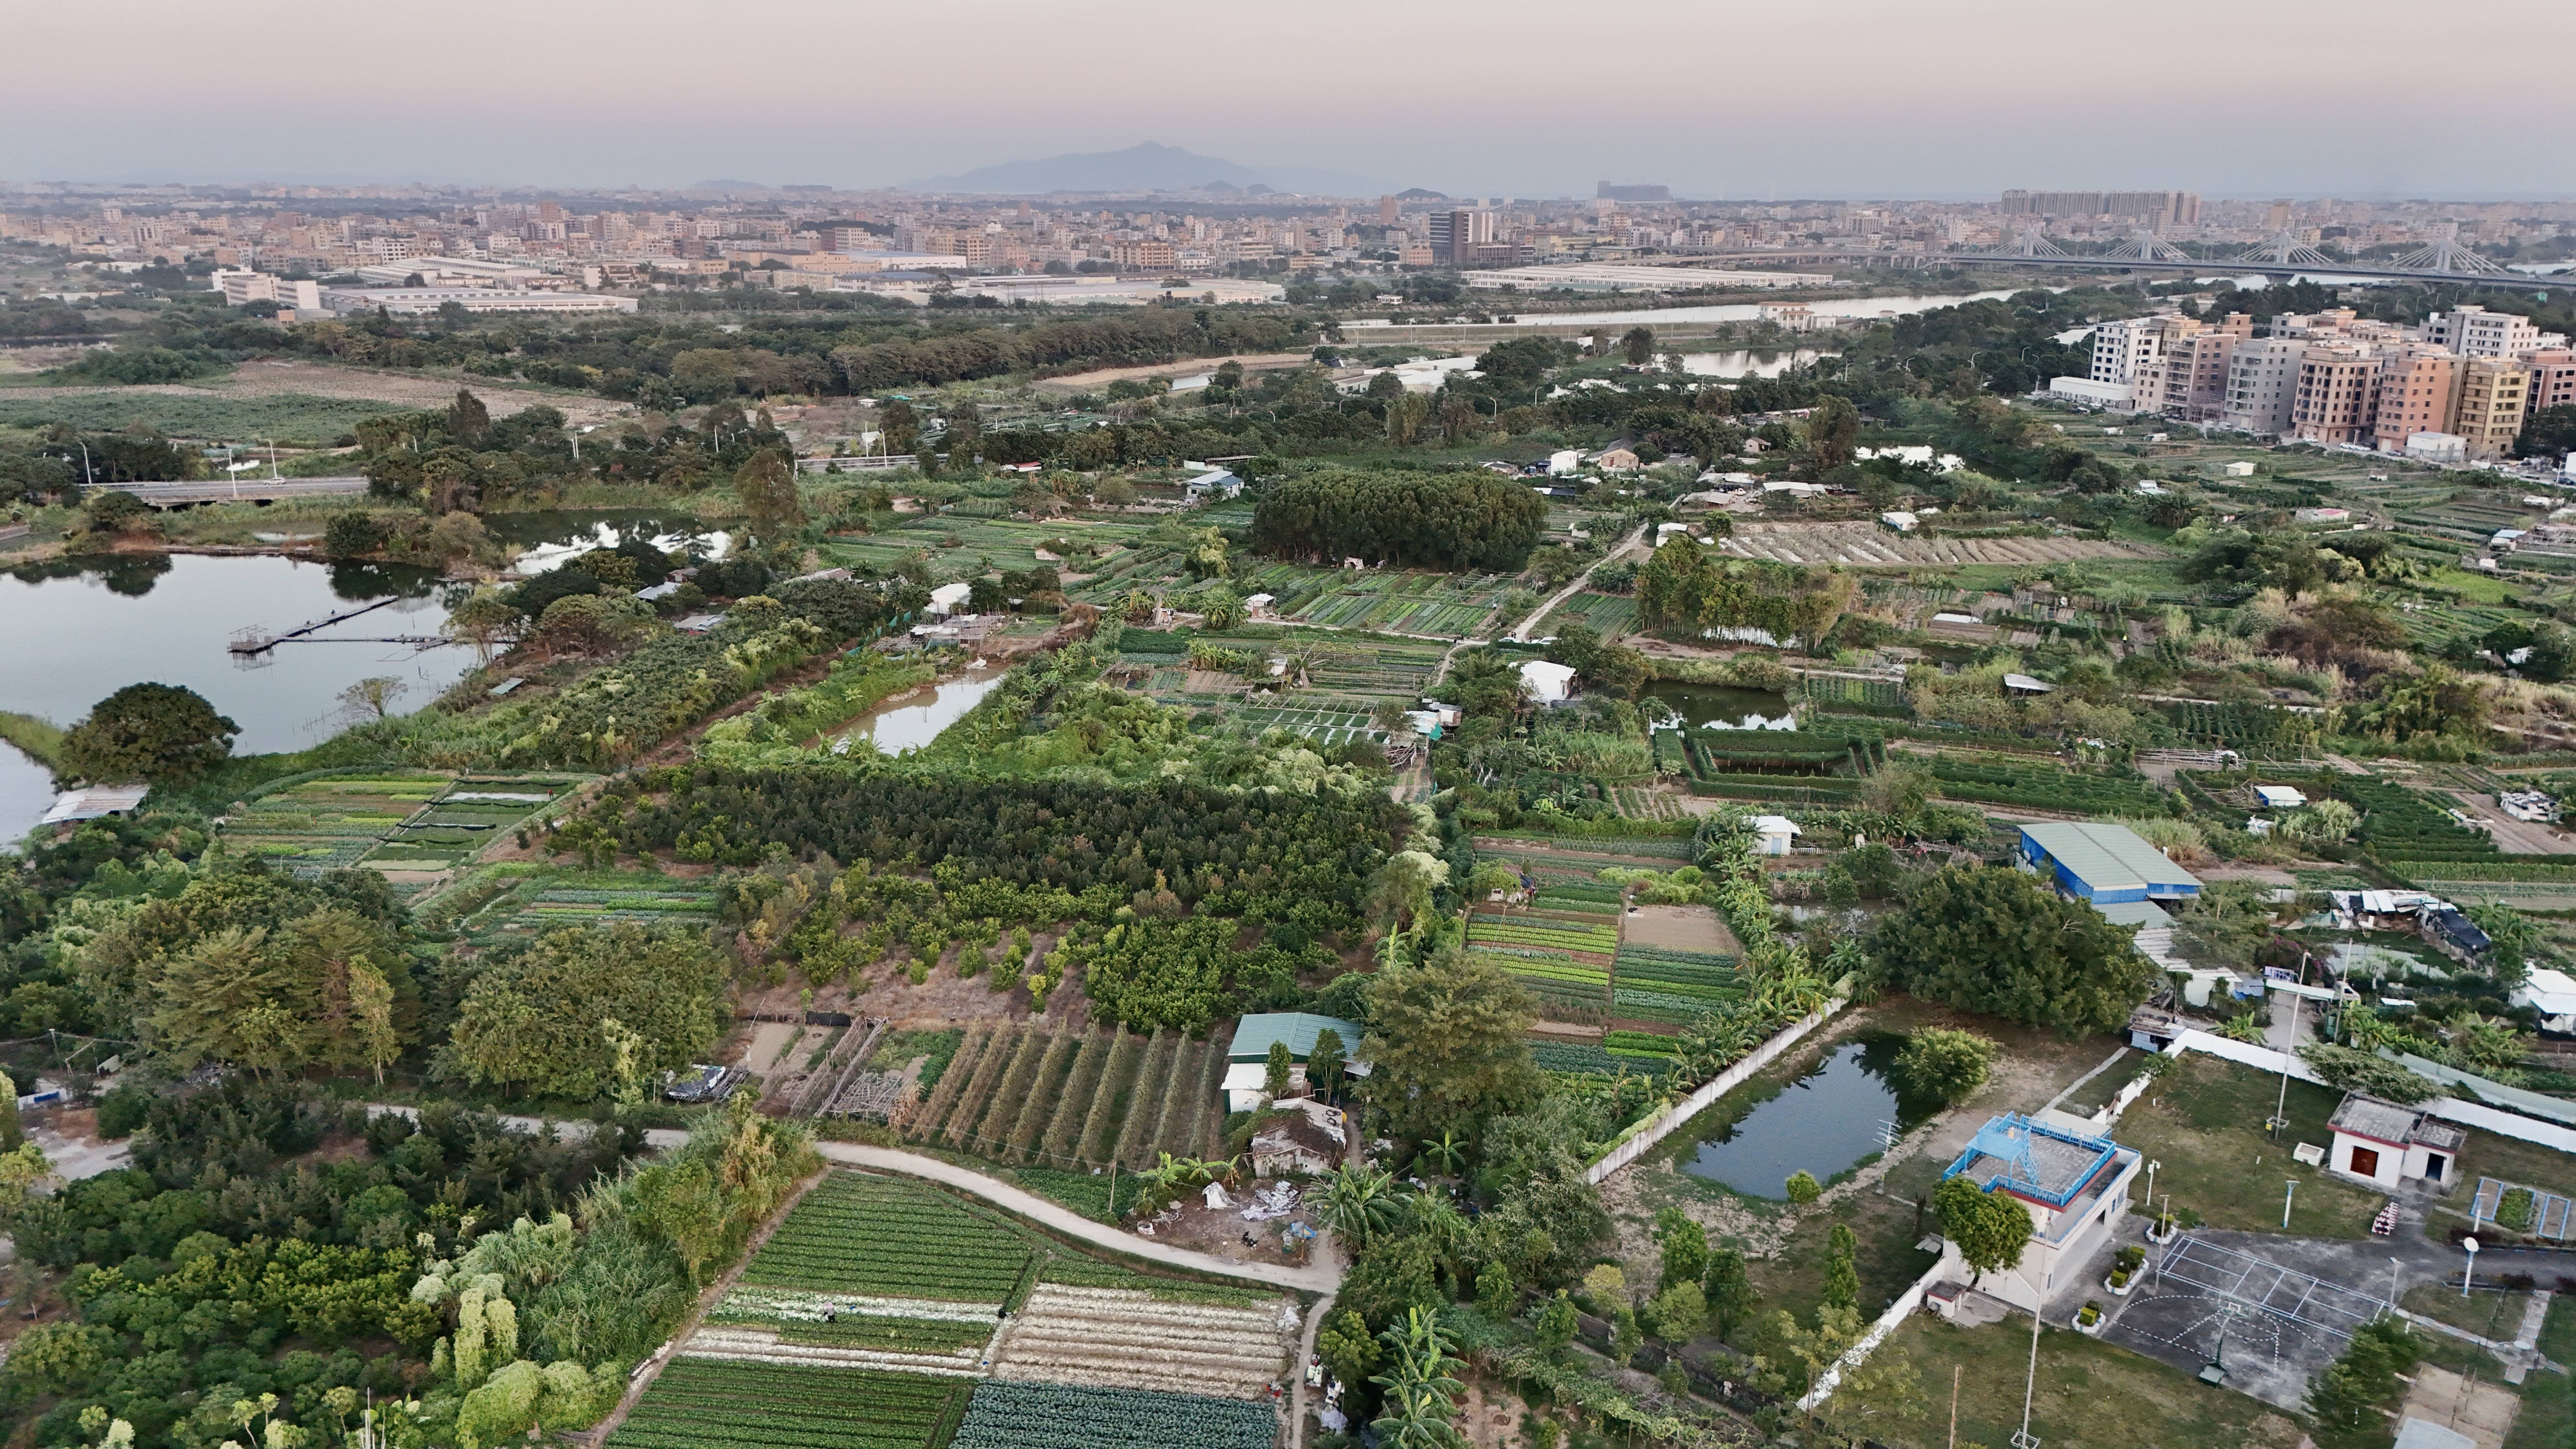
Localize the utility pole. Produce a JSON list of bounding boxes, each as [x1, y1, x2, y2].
[[2283, 1178, 2299, 1230]]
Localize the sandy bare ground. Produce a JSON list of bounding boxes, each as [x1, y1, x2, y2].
[[2401, 1365, 2519, 1449], [1714, 521, 2158, 568], [42, 358, 632, 424], [1622, 904, 1739, 954], [1030, 352, 1318, 395]]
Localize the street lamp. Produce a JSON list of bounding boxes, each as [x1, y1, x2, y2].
[[2283, 1179, 2299, 1229], [2462, 1236, 2479, 1299], [2388, 1257, 2403, 1310], [2011, 1265, 2046, 1449]]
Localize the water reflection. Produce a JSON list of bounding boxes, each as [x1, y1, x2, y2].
[[1679, 1035, 1943, 1197], [835, 670, 1004, 755], [1645, 683, 1798, 731]]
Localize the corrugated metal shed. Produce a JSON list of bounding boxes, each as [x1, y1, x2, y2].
[[1227, 1012, 1364, 1065], [2019, 821, 2203, 904]]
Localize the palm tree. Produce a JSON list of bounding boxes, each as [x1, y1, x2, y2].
[[1316, 1164, 1408, 1246], [1419, 1129, 1468, 1177]]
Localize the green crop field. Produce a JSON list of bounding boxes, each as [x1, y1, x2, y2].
[[739, 1174, 1036, 1303], [609, 1360, 968, 1449]]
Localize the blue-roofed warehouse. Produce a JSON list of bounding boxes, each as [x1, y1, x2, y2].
[[2017, 821, 2202, 905]]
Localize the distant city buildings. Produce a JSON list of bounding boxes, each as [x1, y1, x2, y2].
[[2058, 299, 2567, 463]]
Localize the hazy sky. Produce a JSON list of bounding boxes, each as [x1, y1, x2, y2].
[[13, 0, 2575, 199]]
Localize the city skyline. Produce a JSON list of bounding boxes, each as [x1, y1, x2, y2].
[[12, 0, 2576, 199]]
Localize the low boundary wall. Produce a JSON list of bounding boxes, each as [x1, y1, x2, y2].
[[1584, 998, 1848, 1184]]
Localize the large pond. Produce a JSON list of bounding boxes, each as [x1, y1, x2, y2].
[[0, 553, 472, 840], [1644, 684, 1798, 731], [1679, 348, 1830, 378], [1677, 1033, 1946, 1198], [0, 510, 727, 842], [830, 668, 1005, 756]]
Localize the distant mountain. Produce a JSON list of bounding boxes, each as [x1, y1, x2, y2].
[[902, 142, 1385, 197]]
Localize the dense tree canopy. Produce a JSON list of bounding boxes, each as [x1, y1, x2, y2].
[[1250, 469, 1547, 571], [440, 923, 726, 1100], [57, 684, 238, 788], [1869, 865, 2157, 1036]]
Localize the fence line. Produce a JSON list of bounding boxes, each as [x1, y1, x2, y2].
[[2165, 1030, 2576, 1156], [1583, 997, 1847, 1185], [1798, 1249, 1959, 1412]]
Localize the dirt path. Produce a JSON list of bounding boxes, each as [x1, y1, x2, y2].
[[814, 1142, 1343, 1291], [1508, 523, 1648, 641], [1030, 352, 1318, 395], [584, 1168, 835, 1444]]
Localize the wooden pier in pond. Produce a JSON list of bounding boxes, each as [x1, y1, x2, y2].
[[227, 597, 404, 654]]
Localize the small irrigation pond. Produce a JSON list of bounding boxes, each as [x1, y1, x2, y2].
[[829, 667, 1006, 756], [1672, 1032, 1946, 1199], [1643, 683, 1797, 731]]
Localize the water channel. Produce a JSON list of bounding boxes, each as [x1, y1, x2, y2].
[[1643, 683, 1799, 731], [1676, 1033, 1944, 1198]]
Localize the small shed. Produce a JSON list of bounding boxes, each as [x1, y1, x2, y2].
[[2327, 1093, 2465, 1188], [924, 582, 973, 617], [2512, 968, 2576, 1033], [1519, 660, 1579, 705], [1244, 592, 1277, 619], [40, 785, 151, 826], [1880, 510, 1918, 533], [1223, 1012, 1365, 1112], [2254, 785, 2308, 810], [1591, 448, 1640, 472], [1751, 815, 1800, 856], [2002, 673, 2055, 696]]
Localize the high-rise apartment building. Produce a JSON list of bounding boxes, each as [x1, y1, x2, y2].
[[2221, 338, 2309, 435], [2090, 316, 2177, 390], [1427, 209, 1496, 264], [2424, 304, 2548, 359], [2454, 358, 2531, 460], [2526, 349, 2576, 419], [2371, 346, 2459, 454], [2292, 345, 2383, 446], [2000, 190, 2200, 227]]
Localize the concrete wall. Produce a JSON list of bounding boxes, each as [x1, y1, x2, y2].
[[1584, 998, 1848, 1185]]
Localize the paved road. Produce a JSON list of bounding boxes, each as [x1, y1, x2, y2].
[[93, 476, 370, 506], [363, 1102, 690, 1150], [357, 1110, 1346, 1292], [817, 1142, 1343, 1292]]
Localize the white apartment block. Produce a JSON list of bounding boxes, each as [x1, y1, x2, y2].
[[2425, 304, 2554, 359], [2088, 317, 2167, 388], [208, 269, 321, 311]]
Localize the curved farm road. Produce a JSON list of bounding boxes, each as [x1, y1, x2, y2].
[[817, 1142, 1344, 1292]]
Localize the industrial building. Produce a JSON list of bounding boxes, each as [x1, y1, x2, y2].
[[320, 287, 636, 317], [2016, 821, 2204, 905]]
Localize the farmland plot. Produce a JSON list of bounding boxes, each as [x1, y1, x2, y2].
[[738, 1174, 1035, 1303], [953, 1382, 1278, 1449], [607, 1359, 968, 1449], [991, 1284, 1293, 1400]]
